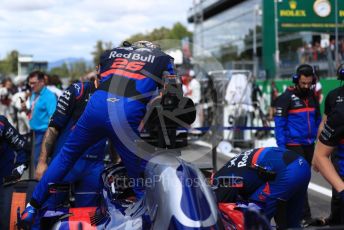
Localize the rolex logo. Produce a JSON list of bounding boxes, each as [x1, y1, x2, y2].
[[289, 0, 297, 10]]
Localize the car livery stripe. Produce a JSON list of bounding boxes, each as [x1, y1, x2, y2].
[[68, 207, 97, 230]]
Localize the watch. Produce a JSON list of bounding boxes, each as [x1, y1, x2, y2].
[[313, 0, 331, 17]]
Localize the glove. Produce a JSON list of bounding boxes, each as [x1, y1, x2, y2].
[[3, 164, 27, 186], [18, 203, 37, 228]]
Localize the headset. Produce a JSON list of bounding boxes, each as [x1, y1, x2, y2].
[[337, 63, 344, 80], [292, 64, 317, 85]]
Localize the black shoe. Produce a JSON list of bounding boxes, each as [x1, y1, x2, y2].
[[301, 217, 327, 227]]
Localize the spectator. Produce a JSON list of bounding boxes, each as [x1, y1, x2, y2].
[[314, 76, 323, 104], [0, 78, 17, 124], [45, 74, 63, 98], [274, 64, 321, 225], [182, 69, 202, 134], [268, 80, 279, 121], [21, 70, 57, 168]]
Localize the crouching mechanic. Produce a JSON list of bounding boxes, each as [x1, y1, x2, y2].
[[313, 105, 344, 224], [34, 78, 106, 209], [20, 41, 177, 226], [0, 115, 30, 186], [213, 147, 311, 228]]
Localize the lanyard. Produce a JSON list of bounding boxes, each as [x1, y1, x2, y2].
[[28, 94, 40, 120]]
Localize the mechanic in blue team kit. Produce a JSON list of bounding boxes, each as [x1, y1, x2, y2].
[[20, 41, 177, 226], [313, 94, 344, 225], [213, 147, 311, 228], [34, 78, 106, 208], [273, 64, 321, 223], [0, 115, 30, 186]]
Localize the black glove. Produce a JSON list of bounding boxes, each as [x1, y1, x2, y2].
[[3, 164, 27, 186]]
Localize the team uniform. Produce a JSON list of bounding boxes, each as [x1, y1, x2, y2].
[[274, 86, 321, 151], [44, 81, 106, 207], [0, 115, 29, 185], [28, 44, 175, 210], [323, 86, 344, 225], [213, 147, 310, 228], [274, 86, 320, 222]]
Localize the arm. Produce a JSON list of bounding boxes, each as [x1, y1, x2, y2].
[[273, 94, 289, 148], [35, 86, 76, 179], [34, 127, 59, 179], [316, 115, 327, 139], [0, 116, 30, 185], [312, 141, 344, 192], [0, 116, 30, 160], [313, 109, 344, 192]]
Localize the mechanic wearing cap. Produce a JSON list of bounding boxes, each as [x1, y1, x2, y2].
[[213, 147, 311, 228], [274, 64, 321, 224], [20, 41, 178, 226], [34, 77, 106, 208]]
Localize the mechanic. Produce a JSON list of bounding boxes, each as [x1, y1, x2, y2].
[[313, 104, 344, 225], [213, 147, 311, 228], [0, 115, 30, 186], [20, 40, 178, 225], [34, 77, 106, 208], [313, 64, 344, 225], [274, 64, 321, 223]]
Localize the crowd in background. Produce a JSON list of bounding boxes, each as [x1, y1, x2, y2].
[[298, 38, 344, 63]]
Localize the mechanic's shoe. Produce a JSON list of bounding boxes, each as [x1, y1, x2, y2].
[[301, 217, 327, 227]]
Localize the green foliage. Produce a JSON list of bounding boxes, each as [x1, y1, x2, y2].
[[124, 22, 192, 44], [49, 60, 94, 80], [69, 61, 91, 80], [91, 40, 113, 66], [49, 63, 69, 78], [0, 50, 19, 76]]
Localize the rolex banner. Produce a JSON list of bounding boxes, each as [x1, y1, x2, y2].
[[277, 0, 344, 32]]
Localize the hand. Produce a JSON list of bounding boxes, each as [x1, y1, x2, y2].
[[35, 161, 48, 180], [3, 164, 27, 186], [18, 203, 37, 228], [20, 100, 27, 111]]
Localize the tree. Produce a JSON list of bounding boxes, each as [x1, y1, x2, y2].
[[170, 22, 192, 40], [50, 63, 69, 78], [91, 41, 114, 66], [0, 50, 19, 76], [123, 22, 192, 44], [69, 61, 90, 80]]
